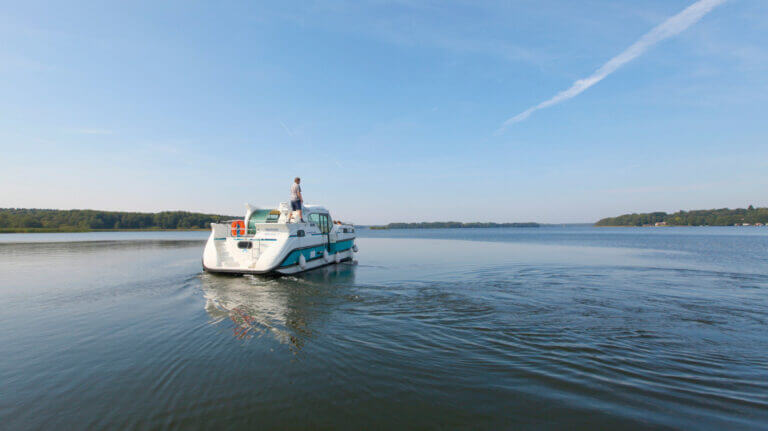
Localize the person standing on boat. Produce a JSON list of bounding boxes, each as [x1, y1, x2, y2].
[[289, 177, 304, 223]]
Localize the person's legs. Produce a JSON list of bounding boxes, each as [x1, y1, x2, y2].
[[297, 200, 304, 222], [289, 200, 301, 223]]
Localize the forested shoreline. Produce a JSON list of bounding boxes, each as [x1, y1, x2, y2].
[[5, 206, 766, 232], [0, 208, 236, 232], [370, 222, 540, 230], [595, 206, 768, 227]]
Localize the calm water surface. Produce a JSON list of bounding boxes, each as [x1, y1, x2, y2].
[[1, 227, 767, 429]]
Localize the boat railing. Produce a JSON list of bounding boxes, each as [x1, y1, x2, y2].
[[211, 221, 246, 238], [212, 219, 292, 238]]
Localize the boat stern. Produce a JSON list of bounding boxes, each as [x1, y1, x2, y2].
[[202, 221, 297, 274]]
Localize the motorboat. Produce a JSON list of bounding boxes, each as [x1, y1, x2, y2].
[[202, 203, 357, 275]]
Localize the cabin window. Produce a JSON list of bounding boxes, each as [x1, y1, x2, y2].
[[297, 230, 305, 237], [308, 213, 331, 233], [307, 213, 333, 233], [319, 214, 331, 234], [237, 241, 252, 249], [309, 213, 320, 226]]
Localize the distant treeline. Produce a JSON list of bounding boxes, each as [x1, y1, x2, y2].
[[370, 221, 539, 230], [595, 206, 768, 227], [0, 208, 236, 232]]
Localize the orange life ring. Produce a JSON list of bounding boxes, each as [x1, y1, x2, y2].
[[231, 220, 246, 236]]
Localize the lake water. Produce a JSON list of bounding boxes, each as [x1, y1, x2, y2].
[[1, 227, 767, 429]]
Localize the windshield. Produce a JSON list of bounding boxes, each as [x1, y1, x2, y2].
[[247, 209, 280, 233]]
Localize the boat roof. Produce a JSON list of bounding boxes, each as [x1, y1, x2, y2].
[[246, 203, 330, 215], [303, 205, 328, 213]]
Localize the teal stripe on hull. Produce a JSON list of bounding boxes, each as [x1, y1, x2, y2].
[[279, 239, 354, 267], [330, 239, 354, 253]]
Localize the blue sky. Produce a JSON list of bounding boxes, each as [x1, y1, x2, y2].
[[1, 0, 766, 224]]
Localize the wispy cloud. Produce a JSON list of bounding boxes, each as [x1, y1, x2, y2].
[[68, 128, 113, 135], [279, 121, 295, 137], [498, 0, 728, 131]]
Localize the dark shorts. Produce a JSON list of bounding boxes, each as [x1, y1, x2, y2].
[[290, 200, 302, 211]]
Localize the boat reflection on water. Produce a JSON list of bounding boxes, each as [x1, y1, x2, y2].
[[200, 262, 357, 353]]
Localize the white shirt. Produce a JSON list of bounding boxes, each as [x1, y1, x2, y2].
[[290, 183, 301, 201]]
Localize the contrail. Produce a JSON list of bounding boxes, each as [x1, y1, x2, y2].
[[498, 0, 728, 130]]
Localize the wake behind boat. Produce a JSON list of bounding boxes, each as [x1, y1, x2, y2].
[[202, 203, 357, 275]]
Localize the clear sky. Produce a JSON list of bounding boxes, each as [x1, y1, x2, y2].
[[1, 0, 766, 224]]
